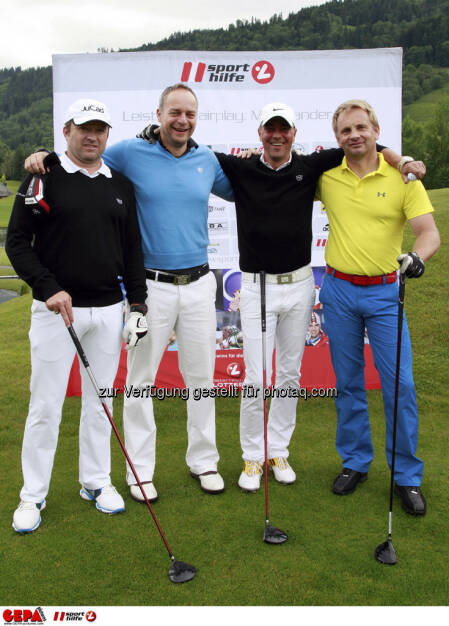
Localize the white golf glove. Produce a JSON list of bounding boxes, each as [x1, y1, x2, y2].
[[397, 252, 425, 278], [122, 311, 148, 350]]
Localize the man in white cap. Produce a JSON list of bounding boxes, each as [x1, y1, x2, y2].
[[6, 98, 148, 533], [214, 102, 425, 492]]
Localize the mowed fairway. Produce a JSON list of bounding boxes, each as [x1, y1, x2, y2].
[[0, 191, 447, 607]]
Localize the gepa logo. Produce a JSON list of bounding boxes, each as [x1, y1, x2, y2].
[[3, 607, 45, 623], [180, 60, 275, 84]]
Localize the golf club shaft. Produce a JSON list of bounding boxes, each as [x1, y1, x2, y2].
[[388, 273, 406, 536], [260, 271, 270, 523], [67, 324, 175, 560]]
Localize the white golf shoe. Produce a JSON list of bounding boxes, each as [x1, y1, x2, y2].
[[129, 481, 158, 503], [12, 500, 46, 533], [80, 484, 125, 514], [268, 457, 296, 484], [238, 461, 263, 492], [190, 471, 225, 494]]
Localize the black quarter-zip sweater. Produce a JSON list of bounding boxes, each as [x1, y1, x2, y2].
[[215, 149, 344, 274], [6, 159, 147, 307]]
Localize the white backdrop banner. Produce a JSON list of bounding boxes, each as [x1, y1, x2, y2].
[[54, 49, 402, 390], [53, 48, 402, 270]]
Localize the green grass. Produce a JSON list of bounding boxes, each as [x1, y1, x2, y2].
[[404, 70, 449, 123], [0, 180, 20, 228], [0, 246, 11, 265], [0, 191, 448, 607]]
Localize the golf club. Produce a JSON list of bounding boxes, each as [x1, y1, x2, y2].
[[260, 271, 288, 545], [374, 272, 406, 565], [67, 324, 196, 583]]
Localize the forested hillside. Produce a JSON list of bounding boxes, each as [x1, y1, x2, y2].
[[1, 0, 448, 186]]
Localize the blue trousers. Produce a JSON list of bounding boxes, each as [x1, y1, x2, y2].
[[320, 273, 423, 486]]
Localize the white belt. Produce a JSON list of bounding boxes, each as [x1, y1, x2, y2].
[[241, 265, 312, 285]]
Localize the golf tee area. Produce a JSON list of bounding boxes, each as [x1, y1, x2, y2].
[[0, 190, 447, 608]]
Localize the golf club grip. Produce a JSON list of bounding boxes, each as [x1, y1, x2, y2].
[[68, 325, 89, 369], [260, 271, 266, 332]]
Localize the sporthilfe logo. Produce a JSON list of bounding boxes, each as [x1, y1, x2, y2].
[[180, 60, 275, 84], [227, 362, 243, 377]]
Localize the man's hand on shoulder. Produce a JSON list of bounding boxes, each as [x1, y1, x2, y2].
[[401, 160, 426, 184], [24, 151, 50, 175], [236, 148, 260, 159]]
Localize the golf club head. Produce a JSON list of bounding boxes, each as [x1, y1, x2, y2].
[[264, 524, 288, 544], [375, 539, 397, 565], [168, 560, 197, 583]]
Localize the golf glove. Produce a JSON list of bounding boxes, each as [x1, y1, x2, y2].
[[122, 312, 148, 349], [397, 252, 425, 278]]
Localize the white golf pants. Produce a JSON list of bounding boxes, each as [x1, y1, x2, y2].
[[239, 272, 315, 461], [123, 272, 219, 483], [20, 300, 123, 502]]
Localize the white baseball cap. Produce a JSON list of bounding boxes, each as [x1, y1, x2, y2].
[[259, 102, 296, 128], [64, 98, 112, 127]]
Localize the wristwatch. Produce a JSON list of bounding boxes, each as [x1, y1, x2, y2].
[[397, 156, 414, 172]]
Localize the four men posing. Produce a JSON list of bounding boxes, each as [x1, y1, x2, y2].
[[10, 85, 438, 533]]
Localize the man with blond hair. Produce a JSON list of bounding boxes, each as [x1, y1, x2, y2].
[[316, 99, 440, 514]]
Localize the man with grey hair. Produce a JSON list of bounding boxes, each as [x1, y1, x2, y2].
[[100, 83, 234, 500]]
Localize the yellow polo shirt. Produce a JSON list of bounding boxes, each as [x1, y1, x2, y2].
[[316, 153, 434, 275]]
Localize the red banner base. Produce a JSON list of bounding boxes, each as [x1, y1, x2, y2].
[[66, 344, 380, 396]]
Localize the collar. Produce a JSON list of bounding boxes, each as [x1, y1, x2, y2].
[[341, 152, 388, 178], [60, 152, 111, 178], [260, 151, 292, 171], [137, 124, 198, 152]]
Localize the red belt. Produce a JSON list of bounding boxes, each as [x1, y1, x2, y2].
[[326, 265, 397, 286]]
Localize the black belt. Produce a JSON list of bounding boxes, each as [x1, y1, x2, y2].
[[145, 264, 209, 285]]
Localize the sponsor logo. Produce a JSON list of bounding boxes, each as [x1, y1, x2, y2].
[[296, 174, 303, 182], [116, 198, 123, 204], [82, 105, 104, 113], [208, 221, 227, 231], [322, 223, 329, 231], [226, 362, 244, 378], [377, 192, 386, 197], [52, 611, 96, 622], [3, 608, 45, 624], [316, 238, 327, 247], [314, 145, 324, 152], [180, 60, 275, 84], [251, 60, 275, 84]]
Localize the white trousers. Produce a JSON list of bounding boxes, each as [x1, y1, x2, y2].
[[123, 272, 219, 483], [20, 300, 123, 502], [239, 273, 315, 461]]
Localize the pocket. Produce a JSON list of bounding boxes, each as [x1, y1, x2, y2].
[[29, 306, 70, 362], [318, 275, 328, 305]]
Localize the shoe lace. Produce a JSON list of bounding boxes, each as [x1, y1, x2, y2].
[[269, 457, 289, 470], [100, 484, 118, 496], [244, 461, 262, 476], [17, 501, 37, 511]]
